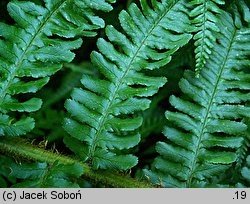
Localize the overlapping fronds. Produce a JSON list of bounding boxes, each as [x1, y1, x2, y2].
[[63, 0, 194, 170], [0, 0, 115, 137], [144, 11, 250, 187]]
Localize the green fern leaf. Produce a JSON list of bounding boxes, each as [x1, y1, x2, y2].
[[189, 0, 225, 76], [144, 11, 250, 187], [0, 0, 115, 137], [10, 161, 84, 188], [64, 0, 194, 170]]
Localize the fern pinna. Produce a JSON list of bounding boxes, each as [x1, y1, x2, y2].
[[144, 11, 250, 187], [63, 0, 194, 170], [0, 0, 114, 137]]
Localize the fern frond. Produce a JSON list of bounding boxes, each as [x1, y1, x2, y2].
[[189, 0, 225, 76], [144, 11, 250, 187], [0, 0, 115, 137], [63, 0, 194, 170], [10, 161, 84, 187]]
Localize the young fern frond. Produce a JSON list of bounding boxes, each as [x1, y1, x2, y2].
[[63, 0, 194, 170], [189, 0, 225, 76], [144, 11, 250, 187], [0, 0, 114, 137]]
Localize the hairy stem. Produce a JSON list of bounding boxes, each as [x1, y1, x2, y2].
[[0, 137, 154, 188]]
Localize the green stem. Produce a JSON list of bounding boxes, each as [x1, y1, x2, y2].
[[0, 137, 154, 188]]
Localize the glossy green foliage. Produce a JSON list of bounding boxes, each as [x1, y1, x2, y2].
[[144, 11, 250, 187], [0, 0, 114, 137], [0, 0, 249, 188], [63, 0, 194, 170], [189, 0, 225, 76], [10, 161, 84, 187]]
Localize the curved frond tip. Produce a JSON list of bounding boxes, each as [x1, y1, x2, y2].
[[189, 0, 225, 76]]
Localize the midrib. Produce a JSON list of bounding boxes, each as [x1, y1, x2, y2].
[[198, 0, 207, 70], [186, 28, 237, 187], [88, 1, 179, 159], [0, 0, 66, 105]]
